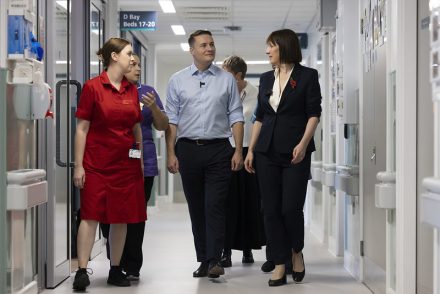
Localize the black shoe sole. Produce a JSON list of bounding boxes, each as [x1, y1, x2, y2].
[[268, 275, 287, 287]]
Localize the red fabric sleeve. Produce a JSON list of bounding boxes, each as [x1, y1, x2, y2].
[[75, 82, 95, 121]]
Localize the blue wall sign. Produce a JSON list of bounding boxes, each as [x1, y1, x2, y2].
[[120, 11, 157, 31]]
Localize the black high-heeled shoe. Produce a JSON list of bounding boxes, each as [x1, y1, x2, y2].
[[268, 274, 287, 287], [292, 252, 305, 283]]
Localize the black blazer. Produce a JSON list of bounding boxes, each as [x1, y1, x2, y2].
[[254, 64, 322, 154]]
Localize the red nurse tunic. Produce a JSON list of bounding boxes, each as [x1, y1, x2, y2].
[[75, 71, 147, 223]]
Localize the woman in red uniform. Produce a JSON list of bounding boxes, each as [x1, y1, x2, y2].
[[72, 37, 146, 291]]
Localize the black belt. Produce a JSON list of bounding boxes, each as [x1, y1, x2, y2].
[[179, 138, 228, 146]]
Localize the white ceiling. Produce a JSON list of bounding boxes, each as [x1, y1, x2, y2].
[[118, 0, 318, 66]]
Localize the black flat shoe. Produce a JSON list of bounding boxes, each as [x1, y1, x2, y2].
[[242, 252, 254, 264], [261, 260, 275, 272], [268, 275, 287, 287], [193, 262, 209, 277], [292, 252, 305, 283], [107, 268, 130, 287], [220, 252, 232, 268], [72, 268, 91, 291]]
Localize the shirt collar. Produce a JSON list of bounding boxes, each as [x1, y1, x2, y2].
[[190, 63, 218, 76], [99, 71, 131, 91], [273, 65, 294, 79], [241, 81, 249, 100]]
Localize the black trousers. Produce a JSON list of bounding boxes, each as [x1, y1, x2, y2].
[[176, 139, 233, 263], [255, 150, 311, 265], [100, 176, 154, 273]]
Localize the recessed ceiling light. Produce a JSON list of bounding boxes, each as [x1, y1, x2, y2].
[[180, 43, 190, 52], [171, 25, 186, 35], [159, 0, 176, 13], [56, 1, 68, 10]]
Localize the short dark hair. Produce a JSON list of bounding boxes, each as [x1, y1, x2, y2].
[[222, 55, 247, 79], [266, 29, 302, 64], [97, 37, 131, 70], [188, 30, 212, 47]]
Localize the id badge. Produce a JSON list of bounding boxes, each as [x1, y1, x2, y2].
[[129, 149, 141, 159]]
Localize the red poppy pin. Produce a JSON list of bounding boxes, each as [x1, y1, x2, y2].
[[289, 77, 297, 89]]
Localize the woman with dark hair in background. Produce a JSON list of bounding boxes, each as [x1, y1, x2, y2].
[[73, 37, 146, 290], [245, 29, 321, 287]]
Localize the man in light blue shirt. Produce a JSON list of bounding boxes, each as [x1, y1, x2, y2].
[[165, 30, 244, 279]]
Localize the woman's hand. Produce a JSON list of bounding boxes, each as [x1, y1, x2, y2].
[[73, 165, 85, 188], [291, 142, 307, 164], [244, 150, 255, 173], [141, 92, 157, 108]]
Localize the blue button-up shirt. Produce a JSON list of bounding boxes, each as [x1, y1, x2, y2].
[[165, 63, 244, 140]]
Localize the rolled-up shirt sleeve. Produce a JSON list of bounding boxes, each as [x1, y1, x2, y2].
[[165, 77, 180, 125], [75, 82, 95, 121], [305, 69, 322, 118], [227, 76, 244, 126]]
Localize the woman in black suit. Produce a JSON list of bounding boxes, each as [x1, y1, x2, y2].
[[244, 29, 321, 287]]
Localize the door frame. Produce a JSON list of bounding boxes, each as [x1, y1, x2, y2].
[[395, 0, 417, 293]]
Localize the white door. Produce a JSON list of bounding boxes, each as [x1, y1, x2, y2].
[[362, 44, 387, 294]]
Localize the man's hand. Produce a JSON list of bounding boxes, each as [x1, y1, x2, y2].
[[167, 154, 180, 174], [231, 150, 243, 171]]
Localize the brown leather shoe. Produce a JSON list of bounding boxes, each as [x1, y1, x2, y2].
[[208, 263, 225, 278]]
